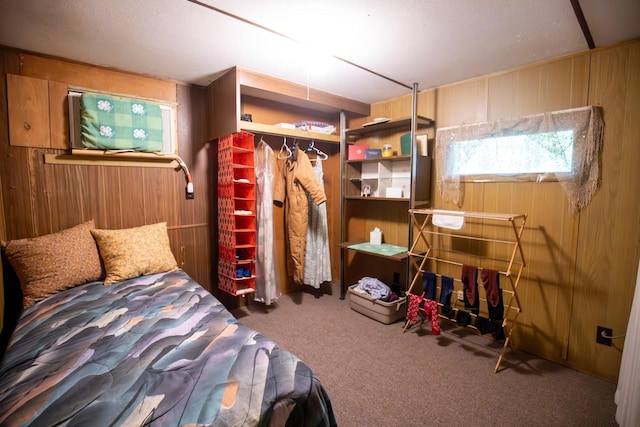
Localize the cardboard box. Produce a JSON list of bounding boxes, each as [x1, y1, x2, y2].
[[348, 284, 407, 324], [348, 144, 367, 160], [365, 148, 382, 159]]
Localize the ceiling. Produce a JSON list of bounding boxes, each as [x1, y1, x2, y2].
[[0, 0, 638, 105]]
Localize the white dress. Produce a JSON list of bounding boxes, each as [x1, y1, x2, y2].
[[254, 139, 279, 304], [303, 159, 332, 288]]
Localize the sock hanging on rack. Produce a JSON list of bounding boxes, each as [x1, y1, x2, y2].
[[424, 299, 441, 335], [462, 264, 479, 314], [406, 294, 423, 324], [422, 271, 437, 301], [480, 268, 504, 321], [440, 275, 454, 305], [440, 275, 455, 318]]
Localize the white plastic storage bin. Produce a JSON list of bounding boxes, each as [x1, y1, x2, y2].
[[348, 284, 407, 324]]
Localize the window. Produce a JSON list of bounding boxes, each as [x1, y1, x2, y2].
[[435, 106, 604, 213], [447, 130, 574, 177]]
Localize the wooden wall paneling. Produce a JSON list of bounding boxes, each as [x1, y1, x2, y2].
[[83, 165, 112, 229], [117, 167, 146, 229], [47, 162, 96, 230], [573, 44, 628, 378], [207, 69, 238, 141], [370, 93, 412, 120], [175, 82, 210, 292], [570, 41, 639, 381], [141, 167, 179, 226], [6, 74, 50, 148], [514, 183, 576, 359], [37, 150, 65, 234], [433, 79, 489, 211], [167, 226, 211, 290], [20, 54, 177, 102], [539, 57, 584, 112], [570, 54, 591, 108], [192, 146, 210, 226], [167, 224, 211, 291], [484, 59, 584, 363], [1, 147, 34, 239], [48, 80, 70, 149], [436, 79, 489, 128], [176, 84, 206, 226], [1, 57, 35, 239], [487, 66, 541, 120]]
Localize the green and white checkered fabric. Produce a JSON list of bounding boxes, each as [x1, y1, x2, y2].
[[80, 92, 164, 152]]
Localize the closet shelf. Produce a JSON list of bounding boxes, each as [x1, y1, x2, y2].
[[343, 196, 410, 202], [240, 121, 340, 144]]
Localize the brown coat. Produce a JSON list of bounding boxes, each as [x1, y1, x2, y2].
[[273, 149, 326, 284]]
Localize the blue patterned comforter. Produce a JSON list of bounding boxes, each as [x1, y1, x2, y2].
[[0, 270, 335, 426]]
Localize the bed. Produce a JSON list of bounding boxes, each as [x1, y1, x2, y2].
[[0, 221, 336, 426]]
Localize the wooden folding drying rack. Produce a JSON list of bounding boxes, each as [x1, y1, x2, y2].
[[402, 208, 527, 372]]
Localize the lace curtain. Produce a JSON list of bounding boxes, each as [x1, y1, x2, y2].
[[435, 106, 604, 214]]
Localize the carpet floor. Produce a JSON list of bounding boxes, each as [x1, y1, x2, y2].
[[232, 283, 618, 427]]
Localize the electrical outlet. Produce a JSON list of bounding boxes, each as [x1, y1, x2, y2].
[[596, 325, 612, 346], [185, 189, 194, 199], [457, 290, 464, 301]]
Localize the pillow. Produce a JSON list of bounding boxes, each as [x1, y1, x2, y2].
[[91, 222, 178, 285], [1, 220, 103, 308]]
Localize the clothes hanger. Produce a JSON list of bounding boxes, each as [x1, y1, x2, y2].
[[277, 137, 292, 160], [305, 140, 328, 160]]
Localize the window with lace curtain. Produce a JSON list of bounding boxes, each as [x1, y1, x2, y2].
[[447, 130, 575, 177], [435, 106, 604, 213]]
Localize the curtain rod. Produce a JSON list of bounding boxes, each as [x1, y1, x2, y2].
[[186, 0, 412, 90]]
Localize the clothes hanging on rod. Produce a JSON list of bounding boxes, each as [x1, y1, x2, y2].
[[273, 144, 326, 285], [254, 138, 280, 305], [304, 158, 332, 288]]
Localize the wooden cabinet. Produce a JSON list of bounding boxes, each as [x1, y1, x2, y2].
[[205, 66, 370, 142], [339, 89, 434, 299]]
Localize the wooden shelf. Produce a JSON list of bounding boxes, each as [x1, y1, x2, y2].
[[338, 241, 409, 261], [239, 121, 340, 143], [346, 115, 434, 139], [344, 196, 410, 202], [346, 154, 413, 163], [206, 66, 370, 141]]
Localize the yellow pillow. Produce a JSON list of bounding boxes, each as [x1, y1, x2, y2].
[[91, 222, 178, 285], [2, 220, 103, 308]]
